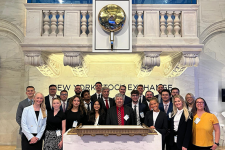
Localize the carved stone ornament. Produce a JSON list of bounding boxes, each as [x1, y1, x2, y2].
[[179, 53, 199, 67], [24, 52, 44, 66]]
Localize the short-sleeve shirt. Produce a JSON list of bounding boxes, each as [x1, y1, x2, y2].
[[46, 110, 66, 131], [192, 112, 219, 147]]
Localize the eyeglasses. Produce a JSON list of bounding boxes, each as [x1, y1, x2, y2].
[[61, 94, 68, 96], [196, 102, 204, 104]]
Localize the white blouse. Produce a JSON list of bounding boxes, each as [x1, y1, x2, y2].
[[174, 109, 183, 131], [153, 111, 160, 126], [94, 116, 99, 126]]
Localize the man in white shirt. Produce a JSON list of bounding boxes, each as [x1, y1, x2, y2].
[[45, 84, 60, 111], [137, 84, 146, 104], [60, 90, 69, 113], [68, 85, 82, 101], [81, 90, 92, 112], [155, 84, 164, 103], [127, 90, 147, 125], [99, 87, 115, 113], [91, 82, 102, 102]]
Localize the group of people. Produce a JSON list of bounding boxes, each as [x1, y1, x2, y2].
[[16, 82, 220, 150]]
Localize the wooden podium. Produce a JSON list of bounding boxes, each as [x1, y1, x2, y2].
[[63, 124, 162, 150]]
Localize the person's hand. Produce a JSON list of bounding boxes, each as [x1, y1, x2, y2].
[[29, 137, 38, 144], [149, 126, 155, 129], [210, 144, 217, 150], [58, 141, 63, 149], [182, 147, 187, 150]]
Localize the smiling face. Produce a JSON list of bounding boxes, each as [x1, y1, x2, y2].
[[102, 89, 109, 99], [196, 98, 205, 111], [186, 94, 194, 104], [34, 93, 44, 105], [94, 101, 100, 111], [115, 96, 124, 107], [162, 91, 170, 102], [95, 83, 102, 92], [145, 91, 153, 101], [131, 94, 139, 103], [72, 97, 80, 108], [171, 89, 179, 97], [60, 91, 68, 101], [157, 85, 164, 94], [26, 87, 35, 99], [174, 98, 183, 110], [75, 86, 82, 95], [150, 100, 159, 112], [52, 99, 61, 110], [137, 86, 144, 95], [49, 86, 57, 96], [119, 86, 126, 95]]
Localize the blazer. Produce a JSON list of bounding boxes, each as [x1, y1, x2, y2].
[[60, 99, 70, 112], [106, 105, 135, 125], [87, 113, 106, 125], [45, 95, 60, 111], [126, 102, 147, 124], [16, 98, 33, 134], [21, 105, 47, 141], [169, 112, 193, 149], [91, 93, 102, 102], [124, 95, 132, 105], [139, 95, 146, 104], [143, 101, 150, 112], [99, 97, 115, 114], [144, 111, 168, 136], [159, 102, 173, 119]]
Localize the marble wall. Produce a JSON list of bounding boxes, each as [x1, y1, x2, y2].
[[0, 0, 225, 146]]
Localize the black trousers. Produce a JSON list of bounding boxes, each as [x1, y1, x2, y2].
[[22, 133, 43, 150], [192, 144, 212, 150], [165, 134, 171, 150], [170, 142, 182, 150]]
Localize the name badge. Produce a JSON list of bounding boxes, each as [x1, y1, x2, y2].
[[56, 130, 61, 136], [194, 118, 200, 124], [124, 114, 129, 121], [140, 112, 144, 118], [169, 112, 172, 118], [73, 120, 78, 128], [174, 135, 177, 143]]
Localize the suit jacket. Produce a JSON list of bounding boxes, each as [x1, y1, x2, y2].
[[139, 95, 146, 104], [91, 93, 102, 102], [124, 95, 132, 105], [143, 101, 150, 112], [159, 102, 173, 118], [126, 102, 147, 124], [21, 105, 47, 140], [106, 105, 135, 125], [60, 99, 70, 112], [45, 95, 60, 111], [169, 112, 193, 149], [155, 94, 162, 103], [16, 98, 33, 134], [99, 97, 115, 114]]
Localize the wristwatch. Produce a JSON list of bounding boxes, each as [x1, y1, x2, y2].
[[215, 142, 219, 146]]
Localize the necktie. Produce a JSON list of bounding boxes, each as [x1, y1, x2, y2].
[[105, 99, 109, 109], [63, 101, 66, 112], [139, 96, 142, 103], [87, 103, 90, 111], [118, 108, 122, 125], [164, 105, 168, 113], [98, 94, 101, 99], [51, 97, 54, 109], [29, 100, 32, 106], [134, 105, 137, 125]]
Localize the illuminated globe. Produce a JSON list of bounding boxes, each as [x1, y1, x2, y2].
[[98, 4, 126, 32]]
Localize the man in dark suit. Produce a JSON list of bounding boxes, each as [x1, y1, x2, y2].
[[106, 93, 135, 125], [118, 85, 132, 105], [81, 90, 93, 112], [159, 89, 173, 150], [155, 84, 164, 103], [143, 91, 154, 112], [99, 87, 115, 113], [16, 86, 35, 135], [60, 90, 70, 112], [137, 84, 146, 104], [91, 82, 102, 102], [127, 90, 147, 125], [68, 85, 82, 102], [45, 84, 60, 111], [171, 87, 180, 102]]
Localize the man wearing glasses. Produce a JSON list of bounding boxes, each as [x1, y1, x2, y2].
[[60, 90, 69, 113], [45, 84, 60, 111]]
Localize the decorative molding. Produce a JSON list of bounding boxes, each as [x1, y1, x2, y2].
[[180, 52, 199, 67], [0, 19, 24, 43], [24, 52, 44, 66], [200, 20, 225, 44]]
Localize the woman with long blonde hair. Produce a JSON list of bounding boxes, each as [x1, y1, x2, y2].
[[21, 92, 47, 150], [169, 95, 192, 150], [185, 93, 195, 111]]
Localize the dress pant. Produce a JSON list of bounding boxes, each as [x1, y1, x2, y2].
[[170, 142, 181, 150], [165, 134, 171, 150], [192, 144, 212, 150], [22, 133, 43, 150]]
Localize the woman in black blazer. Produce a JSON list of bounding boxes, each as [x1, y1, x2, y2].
[[87, 100, 106, 125], [169, 95, 192, 150], [144, 97, 168, 150]]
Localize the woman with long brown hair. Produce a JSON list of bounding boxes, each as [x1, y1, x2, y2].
[[185, 93, 195, 111], [65, 95, 87, 131], [21, 92, 47, 150], [191, 97, 220, 150]]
